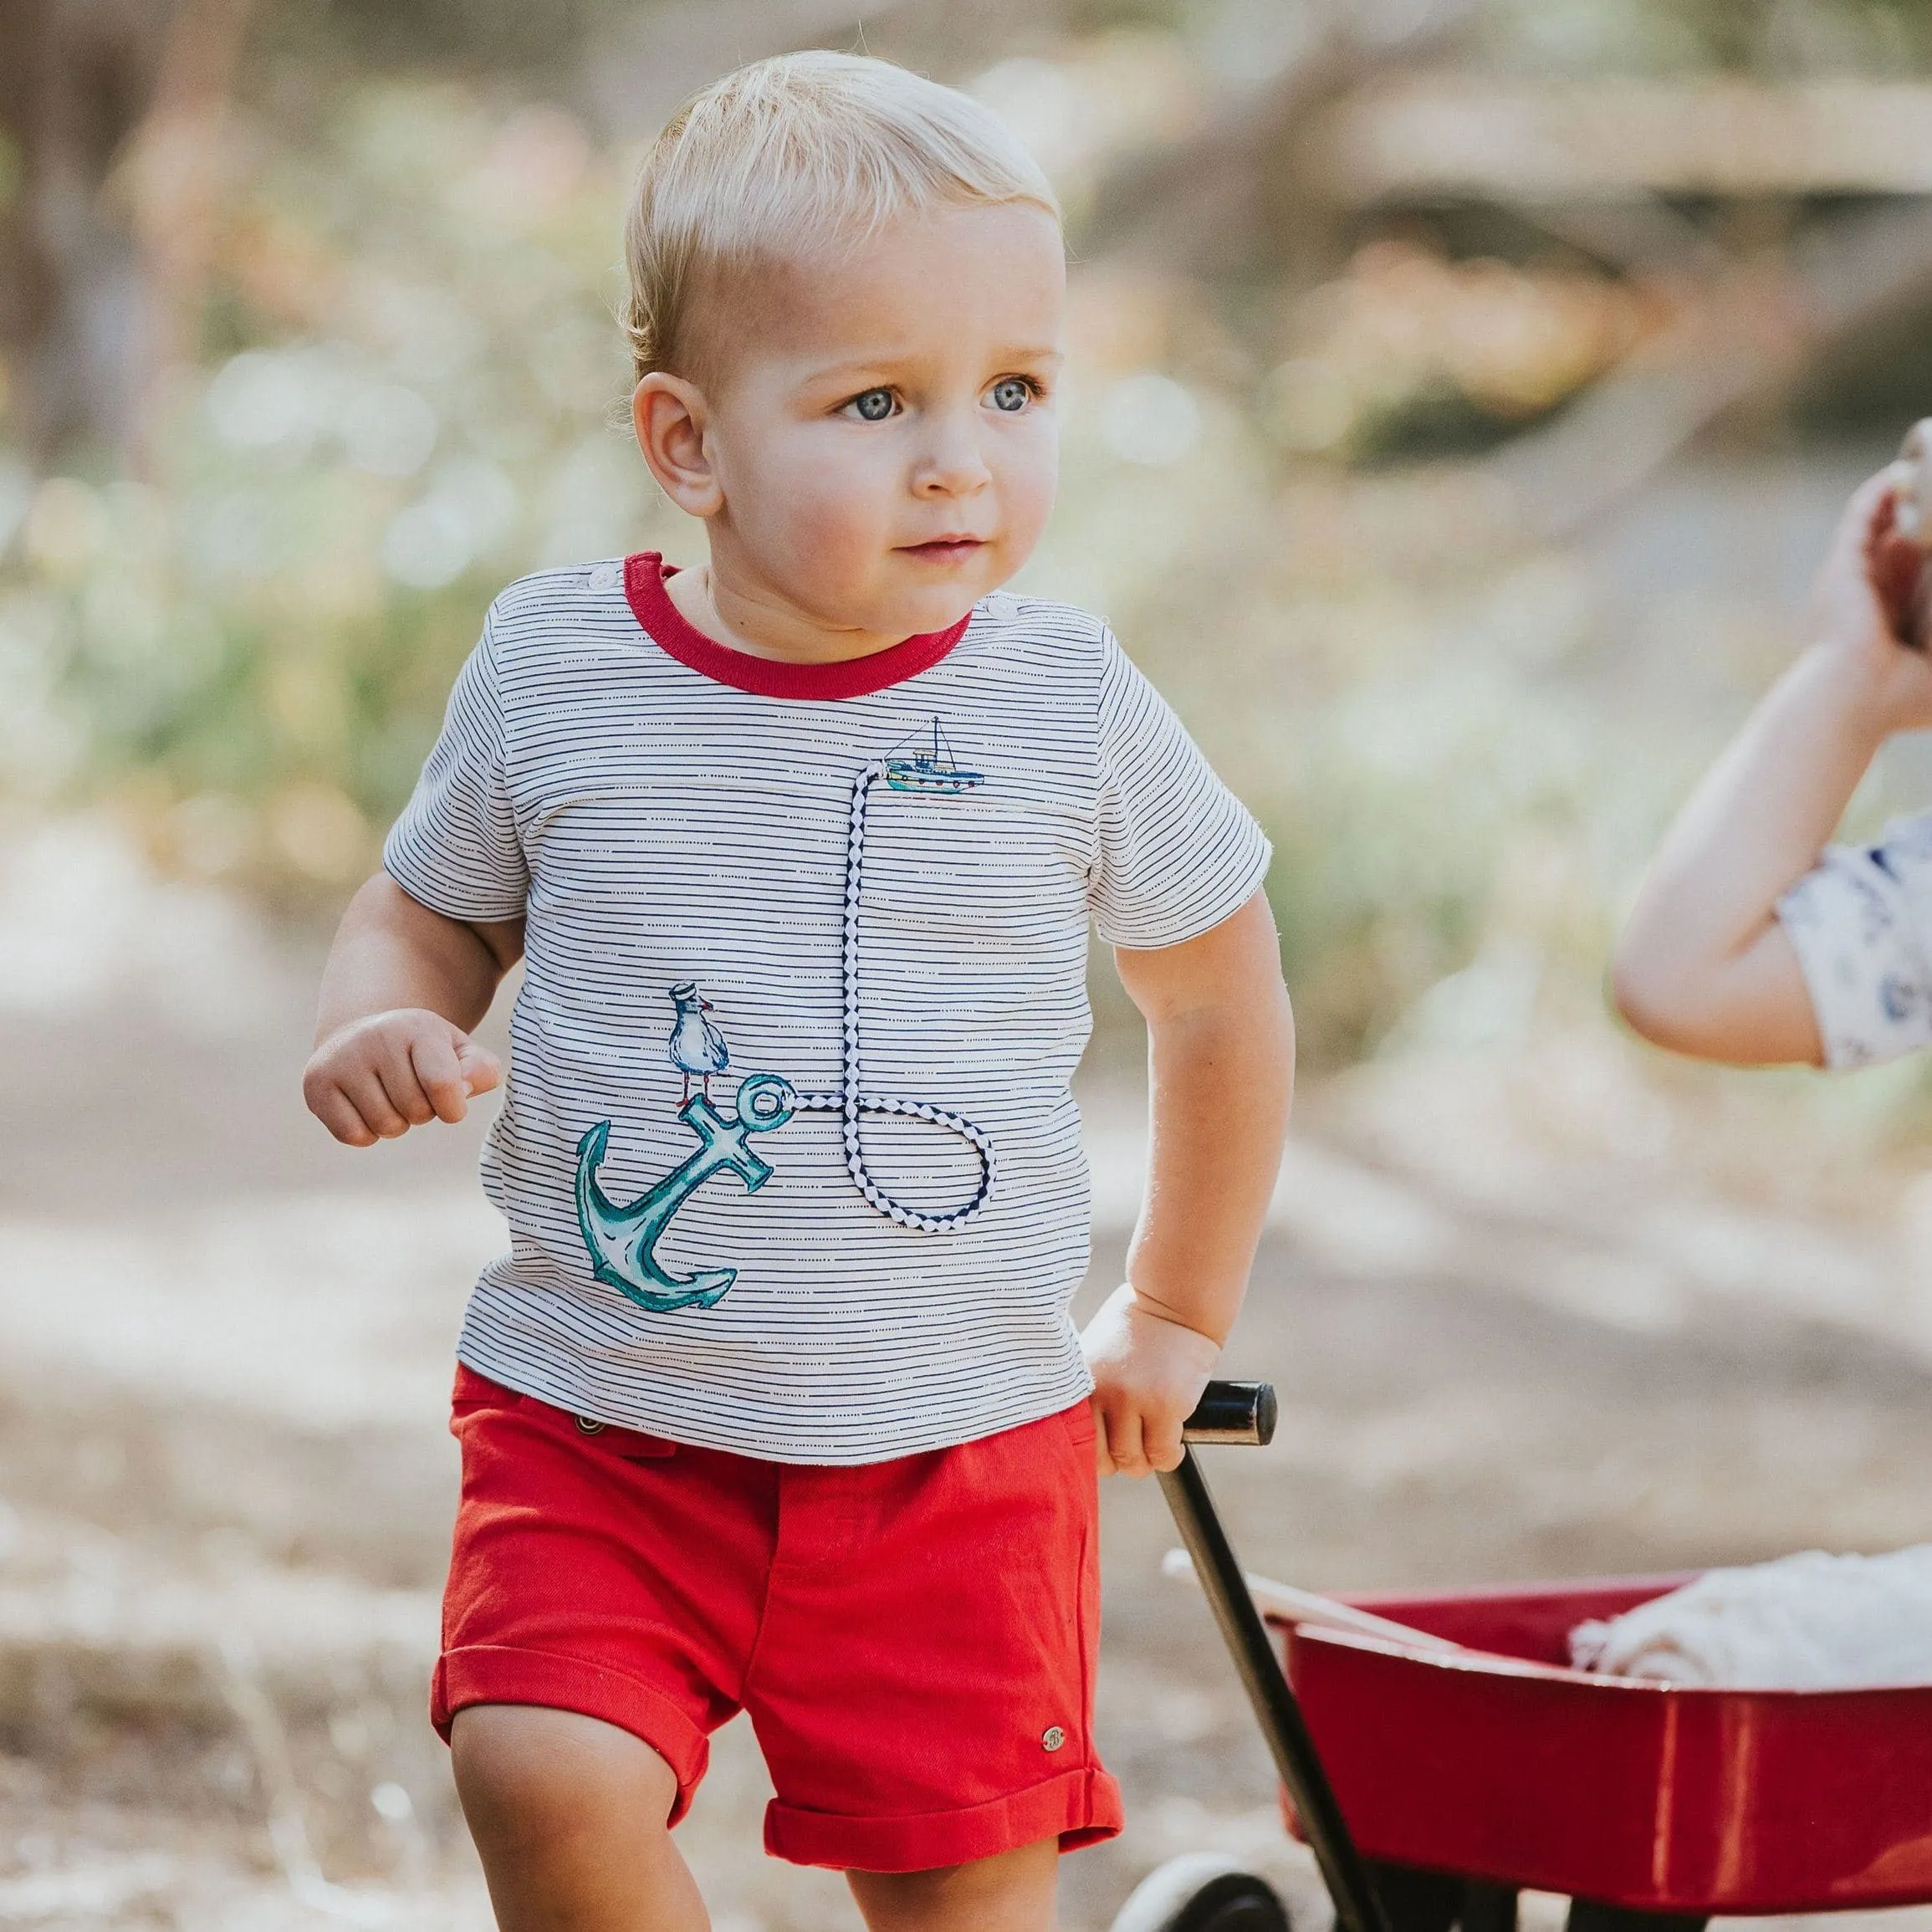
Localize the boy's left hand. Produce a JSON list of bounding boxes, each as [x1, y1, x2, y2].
[[1080, 1282, 1221, 1478]]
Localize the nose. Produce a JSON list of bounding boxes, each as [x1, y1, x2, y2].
[[912, 407, 992, 498]]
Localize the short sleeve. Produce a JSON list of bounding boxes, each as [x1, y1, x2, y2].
[[1776, 813, 1932, 1069], [1086, 631, 1271, 947], [382, 612, 529, 921]]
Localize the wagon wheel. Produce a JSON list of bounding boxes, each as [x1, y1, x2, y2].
[[1363, 1861, 1520, 1932], [1111, 1853, 1290, 1932], [1564, 1904, 1706, 1932]]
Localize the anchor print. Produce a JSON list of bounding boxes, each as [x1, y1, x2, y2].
[[575, 987, 795, 1313]]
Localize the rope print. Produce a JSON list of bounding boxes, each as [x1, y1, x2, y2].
[[790, 760, 996, 1232]]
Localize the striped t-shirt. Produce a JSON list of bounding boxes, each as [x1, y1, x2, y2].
[[384, 553, 1271, 1463]]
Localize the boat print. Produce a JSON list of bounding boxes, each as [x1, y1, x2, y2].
[[884, 718, 984, 795]]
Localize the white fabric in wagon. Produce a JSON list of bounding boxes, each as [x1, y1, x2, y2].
[[1570, 1543, 1932, 1689]]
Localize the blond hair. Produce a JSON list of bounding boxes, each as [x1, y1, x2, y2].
[[622, 50, 1060, 383]]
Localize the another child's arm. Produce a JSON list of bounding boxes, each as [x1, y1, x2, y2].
[[1082, 887, 1294, 1479], [1613, 472, 1932, 1066], [302, 873, 522, 1146]]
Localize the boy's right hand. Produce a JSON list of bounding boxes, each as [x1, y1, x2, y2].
[[303, 1009, 502, 1147], [1807, 468, 1932, 736]]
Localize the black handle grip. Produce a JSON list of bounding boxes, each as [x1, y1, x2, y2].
[[1182, 1379, 1277, 1446]]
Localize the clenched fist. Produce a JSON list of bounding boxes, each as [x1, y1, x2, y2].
[[1080, 1282, 1222, 1479], [303, 1008, 501, 1147]]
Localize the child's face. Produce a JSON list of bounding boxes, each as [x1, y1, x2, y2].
[[651, 202, 1065, 639]]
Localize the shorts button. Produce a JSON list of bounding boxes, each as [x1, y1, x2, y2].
[[575, 1416, 605, 1435], [1041, 1725, 1067, 1752]]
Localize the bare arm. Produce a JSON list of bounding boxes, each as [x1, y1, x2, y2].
[[1082, 888, 1295, 1477], [303, 873, 524, 1147], [1611, 652, 1870, 1066], [1613, 471, 1932, 1066], [1117, 888, 1294, 1341]]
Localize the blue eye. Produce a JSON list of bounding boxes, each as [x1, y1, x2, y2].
[[850, 388, 896, 422], [989, 377, 1034, 413]]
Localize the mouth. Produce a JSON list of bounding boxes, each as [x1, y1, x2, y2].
[[897, 536, 989, 566]]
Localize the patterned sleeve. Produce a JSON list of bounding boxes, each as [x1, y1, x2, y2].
[[382, 610, 529, 921], [1086, 630, 1272, 948], [1776, 812, 1932, 1068]]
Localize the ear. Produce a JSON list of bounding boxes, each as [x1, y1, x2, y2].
[[633, 374, 723, 519]]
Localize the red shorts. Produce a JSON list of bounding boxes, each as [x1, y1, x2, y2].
[[435, 1366, 1123, 1873]]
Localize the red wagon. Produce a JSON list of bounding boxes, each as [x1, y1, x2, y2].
[[1114, 1384, 1932, 1932]]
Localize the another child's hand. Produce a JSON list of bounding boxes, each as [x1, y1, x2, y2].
[[303, 1009, 502, 1147], [1079, 1283, 1221, 1479], [1807, 468, 1932, 736]]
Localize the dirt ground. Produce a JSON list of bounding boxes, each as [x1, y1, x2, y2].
[[6, 830, 1932, 1931]]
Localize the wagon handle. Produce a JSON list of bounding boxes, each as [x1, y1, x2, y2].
[[1179, 1378, 1277, 1445], [1169, 1381, 1393, 1932]]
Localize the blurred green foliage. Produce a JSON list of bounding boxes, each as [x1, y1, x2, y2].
[[3, 81, 676, 904], [4, 0, 1931, 1071], [253, 0, 626, 81], [1480, 0, 1932, 74]]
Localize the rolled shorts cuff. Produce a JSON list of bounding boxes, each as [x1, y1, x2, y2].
[[762, 1763, 1125, 1873], [432, 1643, 710, 1825]]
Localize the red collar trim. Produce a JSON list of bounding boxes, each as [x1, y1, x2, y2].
[[623, 553, 972, 700]]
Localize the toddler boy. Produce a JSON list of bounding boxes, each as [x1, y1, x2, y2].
[[303, 50, 1293, 1932]]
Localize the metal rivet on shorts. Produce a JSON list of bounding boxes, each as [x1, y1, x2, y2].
[[575, 1416, 605, 1435], [1041, 1725, 1067, 1752]]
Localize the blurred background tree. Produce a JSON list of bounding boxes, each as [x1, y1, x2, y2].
[[10, 0, 1932, 1080]]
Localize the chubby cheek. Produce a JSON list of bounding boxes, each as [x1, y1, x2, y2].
[[990, 426, 1059, 570], [728, 429, 899, 593]]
